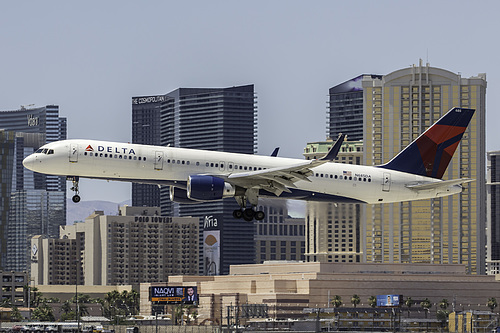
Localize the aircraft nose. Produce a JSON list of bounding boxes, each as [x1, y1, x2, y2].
[[23, 154, 35, 171]]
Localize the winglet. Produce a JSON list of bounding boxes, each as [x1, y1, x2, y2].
[[319, 134, 346, 161], [270, 147, 280, 157]]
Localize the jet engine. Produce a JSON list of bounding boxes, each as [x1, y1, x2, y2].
[[187, 175, 236, 201], [169, 187, 200, 204]]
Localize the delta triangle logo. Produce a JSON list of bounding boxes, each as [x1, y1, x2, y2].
[[85, 145, 94, 152]]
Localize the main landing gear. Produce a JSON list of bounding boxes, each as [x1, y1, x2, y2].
[[68, 176, 81, 203], [233, 189, 265, 222]]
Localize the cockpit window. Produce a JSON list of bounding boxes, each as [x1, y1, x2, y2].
[[42, 149, 48, 154], [47, 149, 54, 155], [35, 149, 43, 154]]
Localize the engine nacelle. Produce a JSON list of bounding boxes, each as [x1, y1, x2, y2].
[[169, 187, 200, 204], [187, 175, 236, 201]]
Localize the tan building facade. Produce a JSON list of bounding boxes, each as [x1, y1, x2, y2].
[[303, 140, 363, 262], [361, 62, 486, 273], [140, 262, 500, 324], [31, 206, 199, 286]]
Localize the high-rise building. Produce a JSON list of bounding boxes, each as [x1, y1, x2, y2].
[[0, 105, 66, 271], [158, 85, 257, 275], [487, 151, 500, 274], [131, 95, 168, 207], [303, 140, 363, 263], [254, 198, 306, 263], [328, 75, 381, 141], [31, 206, 199, 286], [326, 61, 486, 273]]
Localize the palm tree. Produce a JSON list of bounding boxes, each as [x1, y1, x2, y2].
[[439, 299, 449, 311], [174, 304, 185, 325], [11, 305, 22, 321], [405, 297, 414, 318], [331, 295, 342, 309], [488, 297, 498, 312], [420, 298, 432, 318], [32, 302, 55, 321], [368, 296, 377, 331], [368, 296, 377, 308], [351, 294, 361, 308]]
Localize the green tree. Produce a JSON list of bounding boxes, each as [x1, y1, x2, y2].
[[368, 296, 377, 308], [25, 286, 43, 308], [11, 305, 22, 321], [439, 299, 449, 311], [351, 294, 361, 308], [174, 304, 185, 325], [405, 297, 414, 318], [331, 295, 342, 309], [32, 303, 55, 321], [420, 298, 432, 318], [368, 296, 377, 331], [488, 297, 498, 312], [437, 309, 450, 328]]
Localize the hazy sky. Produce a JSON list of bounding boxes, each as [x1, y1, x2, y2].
[[1, 1, 499, 203]]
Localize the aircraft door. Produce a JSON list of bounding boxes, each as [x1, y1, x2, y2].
[[154, 151, 164, 170], [382, 172, 391, 192], [69, 143, 78, 163]]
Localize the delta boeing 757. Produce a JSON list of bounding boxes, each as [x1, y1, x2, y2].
[[23, 107, 474, 221]]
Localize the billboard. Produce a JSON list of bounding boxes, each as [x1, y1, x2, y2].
[[203, 215, 221, 276], [150, 286, 198, 304], [376, 294, 402, 307]]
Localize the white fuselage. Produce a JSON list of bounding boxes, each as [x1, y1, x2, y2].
[[23, 139, 462, 204]]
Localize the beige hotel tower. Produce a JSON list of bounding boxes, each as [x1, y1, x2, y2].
[[314, 61, 486, 273]]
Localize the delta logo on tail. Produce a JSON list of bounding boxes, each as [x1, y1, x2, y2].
[[381, 108, 474, 179]]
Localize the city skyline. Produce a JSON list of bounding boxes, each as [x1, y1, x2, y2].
[[2, 1, 500, 203]]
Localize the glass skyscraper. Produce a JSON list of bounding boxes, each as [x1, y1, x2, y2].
[[164, 85, 257, 275], [0, 105, 67, 271], [131, 95, 166, 207]]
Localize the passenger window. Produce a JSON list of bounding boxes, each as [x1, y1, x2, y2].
[[138, 157, 142, 161], [134, 156, 137, 160], [144, 157, 146, 161]]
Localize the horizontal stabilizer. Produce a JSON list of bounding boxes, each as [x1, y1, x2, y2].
[[406, 178, 474, 191]]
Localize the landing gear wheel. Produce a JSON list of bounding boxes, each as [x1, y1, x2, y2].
[[233, 209, 243, 219], [254, 210, 265, 221], [243, 208, 255, 222], [69, 176, 81, 204]]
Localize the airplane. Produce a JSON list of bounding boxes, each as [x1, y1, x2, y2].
[[23, 107, 475, 222]]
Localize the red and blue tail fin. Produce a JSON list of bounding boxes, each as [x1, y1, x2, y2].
[[380, 107, 475, 179]]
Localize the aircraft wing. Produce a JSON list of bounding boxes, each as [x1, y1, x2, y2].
[[225, 134, 346, 196], [405, 178, 474, 191], [227, 160, 317, 196]]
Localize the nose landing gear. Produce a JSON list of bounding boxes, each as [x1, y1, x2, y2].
[[68, 176, 81, 203]]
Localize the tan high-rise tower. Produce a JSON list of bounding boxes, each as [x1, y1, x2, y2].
[[361, 61, 486, 273], [316, 61, 486, 273]]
